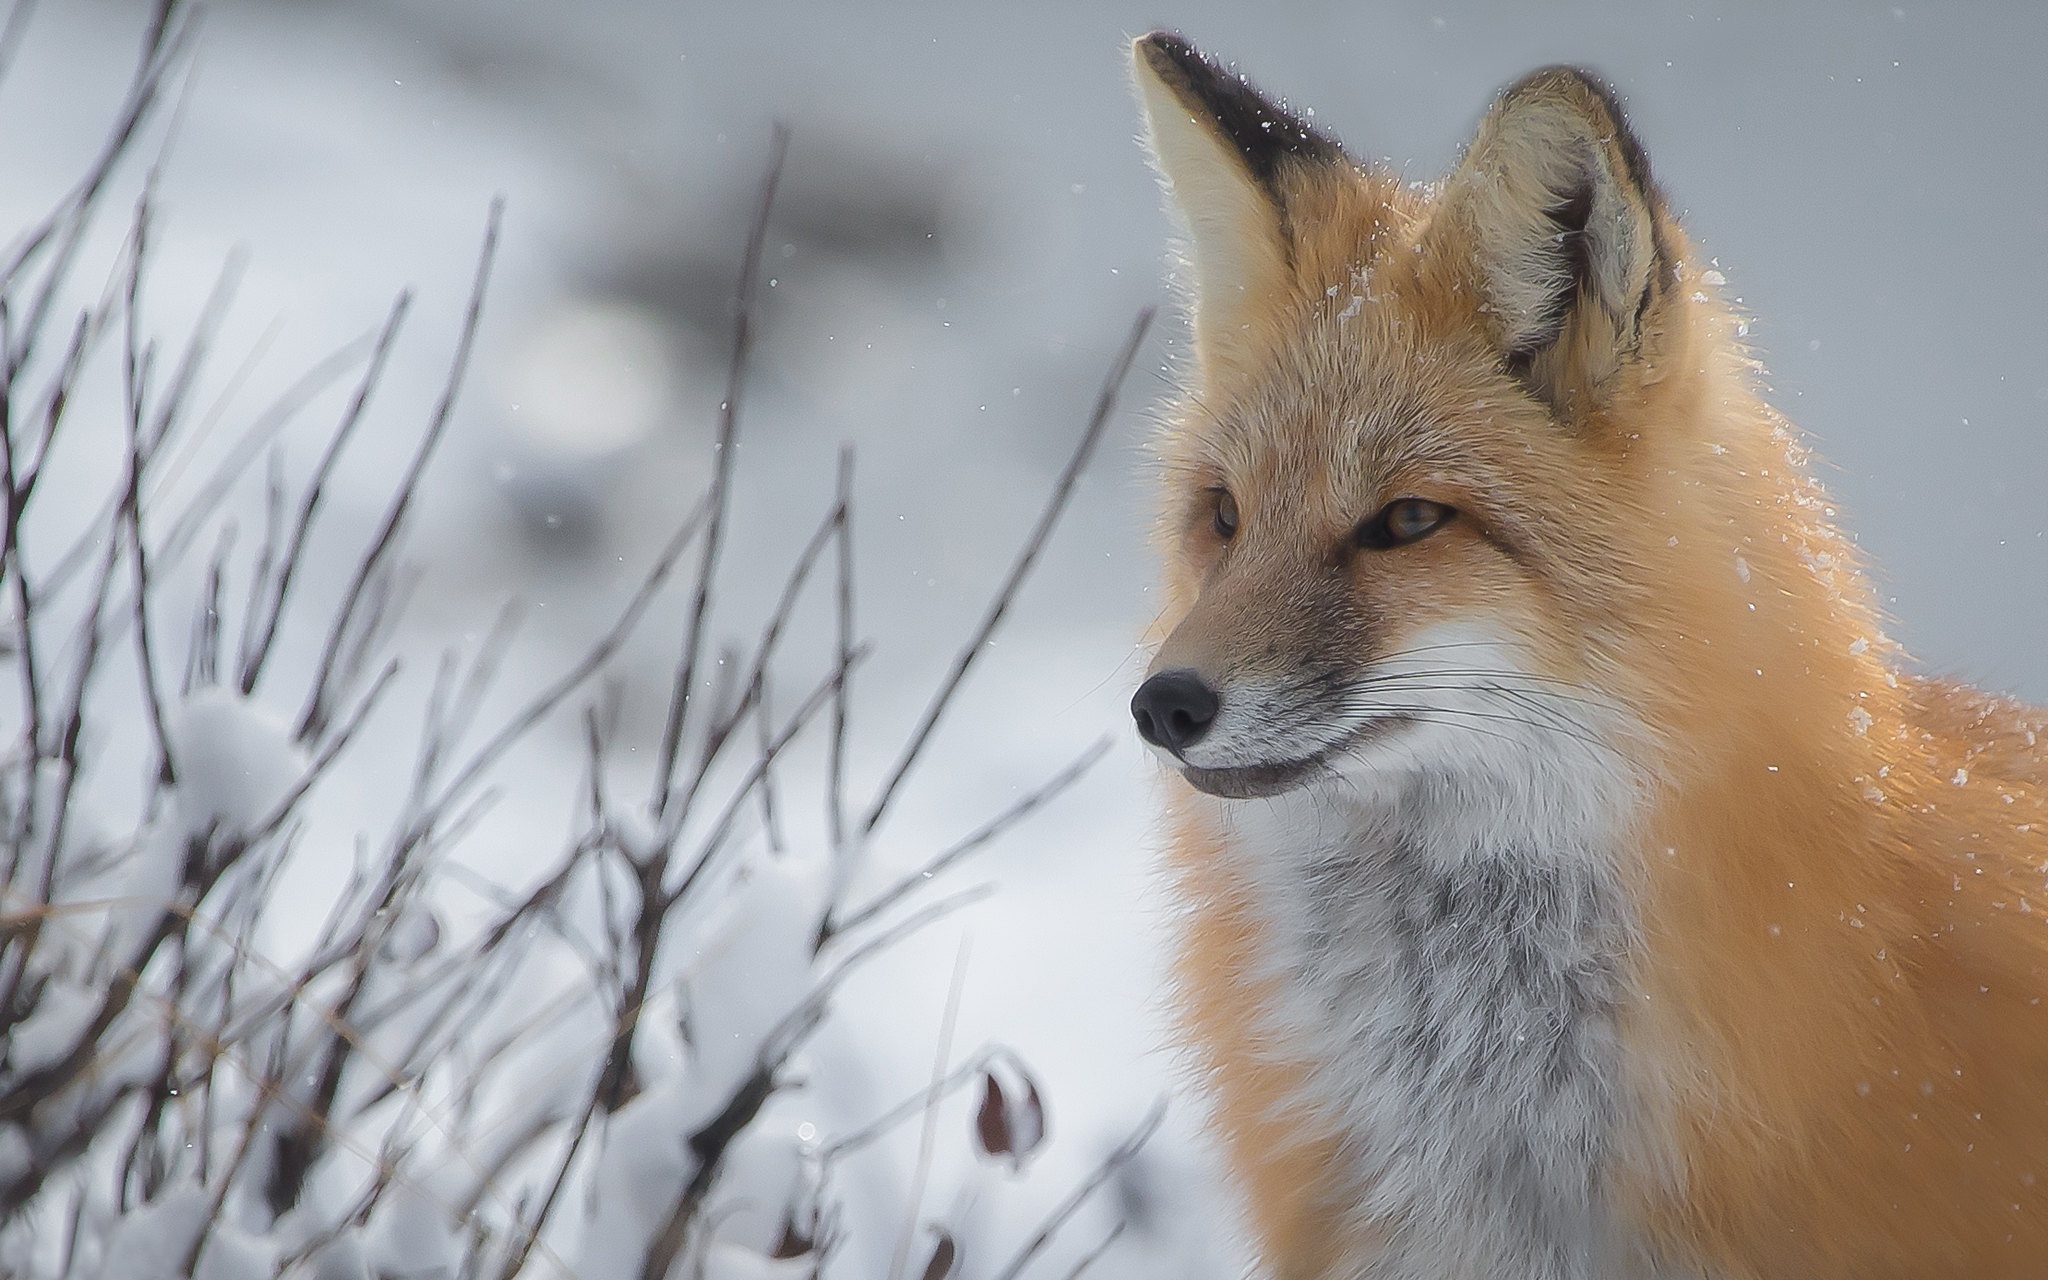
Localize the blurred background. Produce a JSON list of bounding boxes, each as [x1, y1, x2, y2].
[[5, 1, 2044, 1274]]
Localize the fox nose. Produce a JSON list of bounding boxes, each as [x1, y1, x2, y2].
[[1131, 670, 1220, 754]]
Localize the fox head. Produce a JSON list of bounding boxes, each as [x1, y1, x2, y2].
[[1127, 34, 1800, 804]]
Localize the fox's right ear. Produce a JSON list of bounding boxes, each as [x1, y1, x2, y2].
[[1429, 68, 1673, 417], [1132, 33, 1345, 375]]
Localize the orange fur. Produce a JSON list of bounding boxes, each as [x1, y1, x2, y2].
[[1133, 34, 2048, 1279], [1167, 796, 1362, 1279]]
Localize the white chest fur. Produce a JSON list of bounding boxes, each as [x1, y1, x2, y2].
[[1209, 738, 1643, 1280]]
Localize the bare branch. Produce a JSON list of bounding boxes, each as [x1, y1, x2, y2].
[[246, 657, 402, 845], [828, 445, 855, 856], [819, 1045, 1035, 1161], [144, 327, 376, 585], [652, 123, 790, 817], [183, 518, 234, 693], [753, 669, 786, 854], [662, 642, 869, 909], [0, 301, 43, 878], [860, 307, 1153, 838], [666, 480, 844, 823], [0, 0, 43, 92], [988, 1100, 1166, 1280], [1060, 1219, 1128, 1280], [0, 2, 193, 370], [888, 937, 972, 1280], [830, 736, 1109, 942], [238, 290, 410, 694], [415, 498, 707, 841], [119, 186, 176, 785], [297, 201, 501, 742]]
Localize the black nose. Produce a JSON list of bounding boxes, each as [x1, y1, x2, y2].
[[1131, 670, 1220, 754]]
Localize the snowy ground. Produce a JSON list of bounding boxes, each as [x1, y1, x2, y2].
[[6, 0, 2047, 1275]]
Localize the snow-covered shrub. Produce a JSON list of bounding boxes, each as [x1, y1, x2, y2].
[[0, 8, 1159, 1277]]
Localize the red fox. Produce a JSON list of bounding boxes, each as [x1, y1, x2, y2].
[[1127, 31, 2048, 1280]]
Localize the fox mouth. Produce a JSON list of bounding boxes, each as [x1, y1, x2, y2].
[[1178, 715, 1413, 799]]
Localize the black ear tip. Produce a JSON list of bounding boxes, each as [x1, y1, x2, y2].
[[1136, 30, 1191, 57], [1132, 31, 1348, 189], [1134, 30, 1205, 82]]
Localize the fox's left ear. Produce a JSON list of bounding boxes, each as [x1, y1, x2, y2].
[[1431, 67, 1673, 415], [1132, 32, 1348, 376]]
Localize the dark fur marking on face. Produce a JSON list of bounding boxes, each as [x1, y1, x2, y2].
[[1137, 32, 1348, 211]]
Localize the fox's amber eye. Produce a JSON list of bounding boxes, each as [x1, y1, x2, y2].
[[1355, 498, 1455, 550], [1212, 488, 1240, 541]]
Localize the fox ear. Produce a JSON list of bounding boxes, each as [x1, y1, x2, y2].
[[1132, 33, 1347, 373], [1433, 67, 1671, 414]]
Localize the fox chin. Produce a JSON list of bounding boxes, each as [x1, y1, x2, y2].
[[1129, 30, 2048, 1280]]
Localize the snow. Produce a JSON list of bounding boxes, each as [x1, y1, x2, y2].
[[677, 848, 830, 1116], [361, 1178, 462, 1280], [0, 1129, 29, 1191], [574, 1070, 700, 1277], [94, 1189, 210, 1280], [701, 1242, 814, 1280], [168, 686, 310, 841], [2, 1, 2045, 1276], [6, 982, 99, 1077], [703, 1113, 810, 1255], [302, 1235, 372, 1280]]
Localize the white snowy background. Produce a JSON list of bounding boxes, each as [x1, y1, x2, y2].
[[2, 1, 2045, 1277]]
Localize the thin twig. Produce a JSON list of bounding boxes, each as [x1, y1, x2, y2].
[[860, 307, 1153, 837], [888, 935, 972, 1280], [144, 242, 244, 455], [828, 444, 855, 857], [0, 0, 43, 91], [120, 184, 176, 786], [753, 669, 785, 854], [661, 644, 869, 909], [0, 501, 122, 1032], [1061, 1219, 1129, 1280], [652, 123, 789, 817], [184, 518, 234, 692], [296, 200, 501, 742], [245, 658, 402, 844], [0, 301, 42, 882], [239, 290, 410, 693], [665, 483, 845, 824], [146, 328, 377, 584], [0, 2, 192, 363], [819, 1045, 1031, 1161], [988, 1100, 1166, 1280], [830, 736, 1109, 942], [412, 499, 707, 842], [230, 449, 284, 683]]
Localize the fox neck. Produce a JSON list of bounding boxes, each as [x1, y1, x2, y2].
[[1212, 724, 1645, 1278], [1607, 350, 1914, 1253]]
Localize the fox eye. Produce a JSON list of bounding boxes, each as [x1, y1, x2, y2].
[[1211, 488, 1240, 541], [1355, 498, 1455, 550]]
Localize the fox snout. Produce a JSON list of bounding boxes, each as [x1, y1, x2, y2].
[[1130, 669, 1221, 755]]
